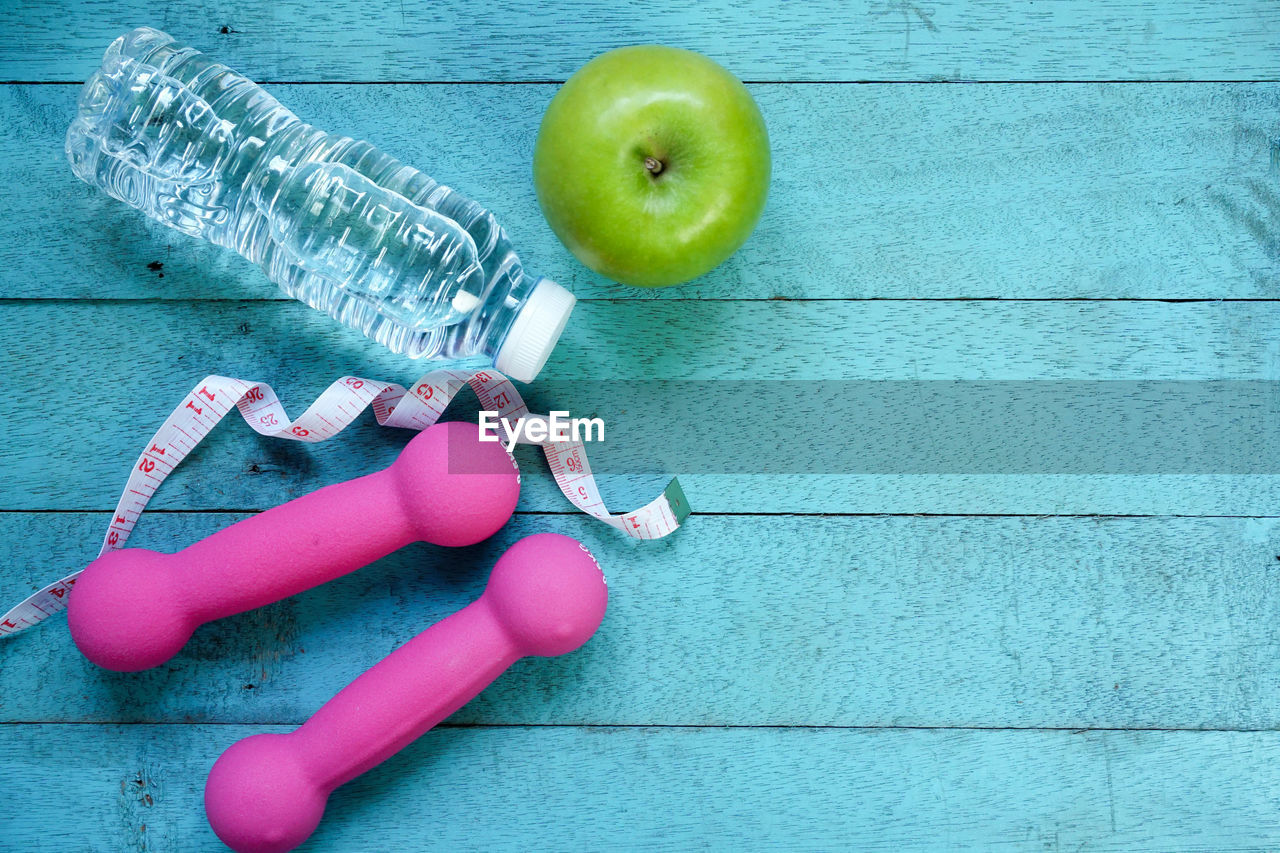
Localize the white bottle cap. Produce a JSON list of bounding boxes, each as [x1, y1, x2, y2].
[[494, 278, 576, 383]]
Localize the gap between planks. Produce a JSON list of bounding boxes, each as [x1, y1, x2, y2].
[[0, 296, 1277, 304], [6, 722, 1280, 733], [6, 510, 1280, 519], [4, 79, 1280, 86]]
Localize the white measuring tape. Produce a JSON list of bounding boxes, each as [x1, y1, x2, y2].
[[0, 368, 688, 639]]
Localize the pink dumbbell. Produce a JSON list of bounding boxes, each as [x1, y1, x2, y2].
[[204, 533, 607, 853], [67, 421, 520, 672]]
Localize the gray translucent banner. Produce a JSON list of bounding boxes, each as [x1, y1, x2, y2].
[[446, 381, 1280, 475]]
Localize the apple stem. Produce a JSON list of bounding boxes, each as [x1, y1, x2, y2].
[[643, 156, 665, 176]]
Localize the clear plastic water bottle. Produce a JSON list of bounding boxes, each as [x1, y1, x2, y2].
[[66, 27, 574, 382]]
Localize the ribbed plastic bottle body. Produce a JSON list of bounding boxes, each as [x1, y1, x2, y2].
[[66, 27, 539, 363]]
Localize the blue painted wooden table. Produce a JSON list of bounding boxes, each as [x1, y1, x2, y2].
[[2, 2, 1280, 849]]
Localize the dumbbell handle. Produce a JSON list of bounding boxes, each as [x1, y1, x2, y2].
[[182, 470, 413, 622], [296, 599, 515, 790]]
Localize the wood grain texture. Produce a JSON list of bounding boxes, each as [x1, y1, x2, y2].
[[3, 82, 1278, 301], [5, 513, 1280, 729], [4, 724, 1280, 851], [4, 3, 1280, 850], [3, 1, 1279, 82], [4, 301, 1280, 515]]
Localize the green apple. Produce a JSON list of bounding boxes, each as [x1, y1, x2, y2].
[[533, 45, 770, 288]]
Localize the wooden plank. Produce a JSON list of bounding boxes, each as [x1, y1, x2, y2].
[[3, 1, 1278, 82], [3, 82, 1277, 301], [3, 300, 1280, 514], [3, 723, 1280, 850], [5, 513, 1280, 728]]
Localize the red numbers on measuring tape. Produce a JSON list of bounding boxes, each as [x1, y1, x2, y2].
[[244, 386, 264, 402], [344, 378, 365, 390], [138, 459, 156, 473], [199, 385, 216, 402], [185, 400, 203, 415], [46, 577, 78, 601], [291, 426, 310, 437], [415, 383, 434, 400], [259, 413, 278, 426]]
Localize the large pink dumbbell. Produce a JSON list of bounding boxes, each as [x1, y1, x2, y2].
[[204, 533, 607, 853], [68, 421, 520, 672]]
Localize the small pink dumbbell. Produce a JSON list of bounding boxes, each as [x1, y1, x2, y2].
[[67, 421, 520, 672], [204, 532, 607, 853]]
